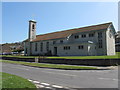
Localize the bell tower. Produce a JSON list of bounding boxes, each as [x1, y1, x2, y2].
[[28, 20, 37, 41]]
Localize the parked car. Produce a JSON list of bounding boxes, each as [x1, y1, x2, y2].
[[2, 52, 12, 55], [11, 52, 19, 54]]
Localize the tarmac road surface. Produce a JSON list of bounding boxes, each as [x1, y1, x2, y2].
[[1, 62, 118, 89]]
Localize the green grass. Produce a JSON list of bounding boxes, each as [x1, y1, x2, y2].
[[1, 52, 120, 59], [1, 60, 98, 70], [47, 52, 120, 59], [1, 72, 36, 89]]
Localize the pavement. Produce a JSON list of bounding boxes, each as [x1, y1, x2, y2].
[[1, 62, 119, 89]]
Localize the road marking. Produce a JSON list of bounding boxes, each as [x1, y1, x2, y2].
[[28, 79, 32, 81], [45, 87, 52, 89], [36, 85, 45, 88], [28, 79, 68, 89], [52, 85, 63, 88], [33, 81, 40, 84], [41, 83, 50, 86]]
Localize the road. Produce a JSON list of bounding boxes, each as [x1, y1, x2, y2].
[[1, 62, 118, 89]]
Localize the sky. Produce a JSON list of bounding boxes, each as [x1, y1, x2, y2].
[[2, 2, 118, 44]]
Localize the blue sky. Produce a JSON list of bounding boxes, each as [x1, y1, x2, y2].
[[2, 2, 118, 43]]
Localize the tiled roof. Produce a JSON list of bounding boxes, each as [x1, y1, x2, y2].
[[28, 22, 112, 42], [1, 43, 24, 53]]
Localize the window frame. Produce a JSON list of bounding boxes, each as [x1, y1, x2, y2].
[[46, 42, 49, 52], [98, 32, 102, 38], [63, 46, 70, 50], [78, 45, 84, 49], [89, 33, 94, 37], [81, 34, 86, 38], [32, 24, 35, 29], [35, 43, 37, 51], [60, 40, 63, 43], [53, 41, 56, 44], [40, 42, 43, 52], [98, 39, 103, 48], [74, 35, 79, 39]]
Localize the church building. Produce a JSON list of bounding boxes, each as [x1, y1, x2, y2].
[[24, 20, 116, 56]]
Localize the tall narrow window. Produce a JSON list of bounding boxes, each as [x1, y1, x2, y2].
[[41, 42, 43, 52], [35, 43, 37, 51], [25, 48, 27, 54], [32, 24, 35, 29], [98, 40, 103, 48], [98, 32, 103, 48], [98, 32, 102, 38], [46, 42, 49, 51]]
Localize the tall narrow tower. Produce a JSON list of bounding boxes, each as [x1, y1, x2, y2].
[[28, 20, 37, 41]]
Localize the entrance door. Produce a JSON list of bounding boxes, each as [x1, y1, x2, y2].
[[54, 47, 57, 56]]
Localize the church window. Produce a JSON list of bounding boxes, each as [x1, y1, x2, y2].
[[74, 35, 79, 39], [60, 40, 63, 43], [98, 32, 103, 48], [35, 43, 37, 51], [46, 42, 49, 51], [89, 33, 94, 37], [41, 42, 43, 52], [78, 45, 84, 49], [63, 46, 70, 50], [98, 32, 102, 38], [25, 48, 27, 54], [32, 24, 35, 29], [98, 40, 103, 48], [53, 41, 56, 44], [81, 34, 86, 38]]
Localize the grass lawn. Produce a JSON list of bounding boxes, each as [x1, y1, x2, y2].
[[1, 72, 36, 89], [1, 52, 120, 59], [1, 60, 98, 70], [47, 52, 120, 59]]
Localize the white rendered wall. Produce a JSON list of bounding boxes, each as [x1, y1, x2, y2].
[[106, 25, 116, 55]]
